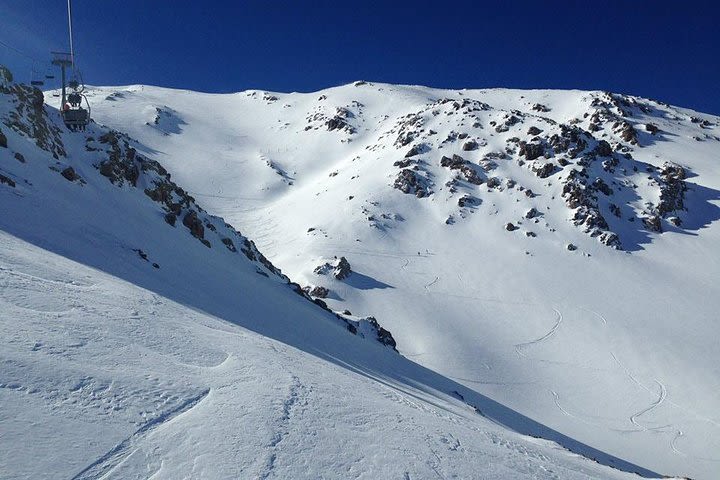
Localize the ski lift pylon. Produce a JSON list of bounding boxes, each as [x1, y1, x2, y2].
[[51, 0, 90, 131]]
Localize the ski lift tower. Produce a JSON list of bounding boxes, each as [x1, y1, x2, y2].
[[51, 51, 73, 111]]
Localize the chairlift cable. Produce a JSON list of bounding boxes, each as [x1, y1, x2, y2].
[[67, 0, 75, 64], [0, 38, 40, 62]]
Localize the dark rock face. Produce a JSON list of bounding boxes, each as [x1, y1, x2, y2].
[[657, 162, 687, 216], [458, 194, 480, 207], [393, 158, 413, 168], [567, 243, 577, 251], [0, 129, 6, 148], [365, 316, 397, 349], [643, 215, 662, 232], [548, 125, 589, 159], [440, 154, 483, 185], [486, 177, 501, 189], [325, 107, 356, 134], [221, 237, 237, 252], [14, 152, 24, 162], [0, 173, 15, 187], [314, 256, 352, 280], [495, 114, 521, 133], [304, 285, 329, 298], [561, 169, 621, 248], [519, 142, 545, 161], [532, 103, 550, 113], [645, 123, 659, 134], [0, 65, 12, 84], [527, 126, 543, 136], [97, 132, 143, 187], [462, 139, 478, 151], [182, 211, 205, 240], [532, 162, 555, 178], [404, 145, 421, 157], [393, 168, 432, 197], [61, 166, 80, 182], [592, 178, 613, 196], [594, 140, 613, 157], [333, 256, 352, 280], [505, 222, 517, 231], [614, 120, 638, 144], [1, 82, 65, 159]]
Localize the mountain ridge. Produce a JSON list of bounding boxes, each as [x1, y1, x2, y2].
[[76, 78, 720, 479]]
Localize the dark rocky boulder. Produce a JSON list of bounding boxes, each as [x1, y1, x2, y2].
[[527, 126, 543, 136], [0, 173, 15, 188], [614, 121, 638, 144], [462, 139, 478, 151], [657, 162, 687, 216], [532, 162, 555, 178], [643, 215, 662, 232], [304, 285, 329, 298], [393, 168, 432, 197], [525, 207, 540, 219], [594, 140, 613, 157], [458, 194, 480, 207], [519, 141, 545, 161], [592, 178, 613, 196], [182, 211, 205, 240], [532, 103, 550, 112], [440, 155, 483, 185], [61, 166, 80, 182], [333, 256, 352, 280], [221, 237, 237, 252]]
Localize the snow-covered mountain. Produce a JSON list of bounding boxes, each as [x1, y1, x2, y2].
[[75, 79, 720, 480], [0, 60, 715, 479]]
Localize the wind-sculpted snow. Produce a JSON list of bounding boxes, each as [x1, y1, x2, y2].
[[72, 79, 720, 479]]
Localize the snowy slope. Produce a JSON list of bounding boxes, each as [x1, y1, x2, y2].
[[1, 233, 656, 480], [82, 80, 720, 479], [0, 69, 664, 479]]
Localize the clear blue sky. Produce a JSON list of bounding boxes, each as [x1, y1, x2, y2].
[[2, 1, 719, 114]]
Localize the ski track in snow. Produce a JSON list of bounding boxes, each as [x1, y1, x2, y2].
[[551, 389, 671, 434], [629, 379, 667, 431], [578, 306, 608, 326], [70, 389, 211, 480], [424, 276, 440, 290], [258, 376, 307, 480], [0, 266, 97, 290], [610, 351, 720, 428], [671, 430, 686, 456], [514, 308, 563, 358], [670, 430, 720, 463]]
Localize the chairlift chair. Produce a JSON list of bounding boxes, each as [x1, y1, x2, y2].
[[30, 64, 45, 86]]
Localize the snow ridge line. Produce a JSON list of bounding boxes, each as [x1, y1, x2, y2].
[[70, 388, 211, 480], [514, 308, 563, 358]]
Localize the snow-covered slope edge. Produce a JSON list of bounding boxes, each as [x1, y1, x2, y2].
[[0, 67, 663, 478], [82, 79, 720, 479]]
